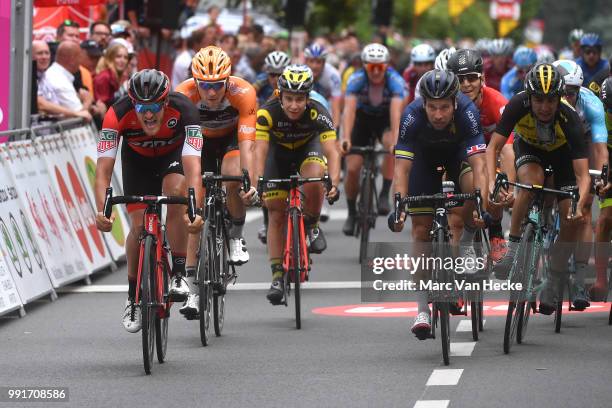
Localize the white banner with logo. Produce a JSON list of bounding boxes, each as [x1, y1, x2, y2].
[[0, 146, 54, 303], [5, 140, 89, 287], [66, 127, 128, 261], [36, 134, 113, 273], [0, 251, 22, 316]]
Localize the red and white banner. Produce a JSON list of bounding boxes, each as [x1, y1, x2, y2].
[[33, 4, 105, 42], [0, 147, 54, 303], [489, 0, 521, 21], [5, 140, 89, 287], [67, 127, 128, 261], [0, 251, 22, 316], [37, 134, 113, 273]]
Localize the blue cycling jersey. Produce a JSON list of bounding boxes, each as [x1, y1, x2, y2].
[[576, 58, 610, 86], [254, 72, 275, 106], [345, 67, 407, 116], [500, 67, 524, 100], [309, 90, 330, 112], [395, 93, 486, 160], [574, 86, 607, 144]]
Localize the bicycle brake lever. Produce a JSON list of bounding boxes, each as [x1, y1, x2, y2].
[[394, 192, 401, 224], [187, 187, 196, 223], [103, 187, 113, 219], [242, 168, 250, 192]]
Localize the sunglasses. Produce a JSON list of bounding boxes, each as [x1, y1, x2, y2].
[[134, 101, 164, 114], [196, 79, 227, 91], [366, 63, 387, 73], [458, 73, 481, 83], [582, 47, 600, 55]]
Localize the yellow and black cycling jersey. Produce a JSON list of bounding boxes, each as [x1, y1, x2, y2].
[[495, 91, 587, 157], [256, 98, 336, 150]]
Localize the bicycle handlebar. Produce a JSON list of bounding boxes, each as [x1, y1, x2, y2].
[[592, 164, 608, 202], [202, 168, 251, 192], [256, 174, 337, 204], [491, 172, 579, 217], [103, 187, 197, 222], [393, 189, 483, 224], [347, 146, 389, 156]]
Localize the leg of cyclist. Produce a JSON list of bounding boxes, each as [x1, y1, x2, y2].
[[379, 129, 395, 215], [592, 202, 612, 300], [342, 112, 369, 236], [163, 173, 190, 302], [123, 209, 145, 332], [411, 216, 435, 340], [483, 146, 509, 263], [457, 163, 481, 275], [300, 158, 327, 254], [571, 193, 594, 309], [265, 191, 288, 304], [222, 151, 250, 265], [493, 151, 545, 280]]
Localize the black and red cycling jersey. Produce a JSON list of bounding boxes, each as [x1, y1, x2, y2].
[[97, 92, 203, 159]]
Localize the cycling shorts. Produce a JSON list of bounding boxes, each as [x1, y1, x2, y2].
[[202, 131, 239, 174], [351, 111, 390, 147]]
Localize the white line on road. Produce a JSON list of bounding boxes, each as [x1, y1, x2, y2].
[[450, 342, 476, 357], [456, 319, 486, 332], [413, 401, 450, 408], [426, 369, 463, 386], [58, 281, 364, 293]]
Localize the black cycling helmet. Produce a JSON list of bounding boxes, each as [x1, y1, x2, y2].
[[128, 69, 170, 103], [447, 49, 484, 75], [601, 77, 612, 110], [524, 63, 564, 97], [419, 69, 460, 100]]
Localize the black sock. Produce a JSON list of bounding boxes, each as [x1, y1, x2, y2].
[[128, 278, 137, 301], [263, 207, 269, 227], [381, 178, 392, 196], [185, 266, 196, 278], [172, 252, 186, 276], [347, 199, 356, 216], [488, 222, 503, 238]]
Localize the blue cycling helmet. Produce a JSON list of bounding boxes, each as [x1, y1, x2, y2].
[[580, 33, 602, 49], [513, 46, 537, 68], [304, 43, 328, 59], [419, 69, 460, 100]]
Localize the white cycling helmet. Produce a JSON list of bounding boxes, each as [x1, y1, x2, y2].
[[553, 59, 584, 87], [535, 47, 555, 64], [411, 43, 435, 63], [488, 38, 514, 56], [434, 47, 456, 70], [264, 51, 291, 74], [361, 43, 390, 64]]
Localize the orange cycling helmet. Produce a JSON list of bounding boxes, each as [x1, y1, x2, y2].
[[192, 46, 232, 81]]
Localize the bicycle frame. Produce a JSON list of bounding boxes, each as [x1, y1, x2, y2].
[[283, 180, 309, 283]]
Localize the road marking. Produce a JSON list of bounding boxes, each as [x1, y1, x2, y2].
[[426, 369, 463, 386], [58, 281, 364, 293], [450, 342, 476, 357], [413, 401, 450, 408], [456, 319, 486, 332]]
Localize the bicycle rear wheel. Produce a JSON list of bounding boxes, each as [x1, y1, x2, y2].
[[214, 215, 228, 336], [554, 279, 565, 333], [440, 302, 450, 365], [292, 210, 302, 329], [358, 169, 373, 263], [470, 292, 480, 341], [433, 230, 450, 365], [197, 225, 213, 346], [141, 235, 156, 374], [155, 255, 169, 363]]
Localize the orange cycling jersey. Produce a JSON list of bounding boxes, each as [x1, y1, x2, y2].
[[175, 76, 257, 142]]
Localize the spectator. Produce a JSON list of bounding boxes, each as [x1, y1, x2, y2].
[[207, 5, 223, 36], [172, 28, 205, 89], [202, 24, 219, 47], [56, 19, 81, 44], [94, 43, 130, 108], [89, 21, 112, 48], [576, 33, 610, 85], [80, 40, 104, 75], [234, 45, 258, 83], [40, 41, 92, 121]]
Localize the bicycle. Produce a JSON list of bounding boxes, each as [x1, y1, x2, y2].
[[257, 173, 337, 329], [490, 171, 579, 354], [347, 145, 389, 263], [394, 183, 485, 365], [194, 169, 250, 346], [103, 187, 196, 375]]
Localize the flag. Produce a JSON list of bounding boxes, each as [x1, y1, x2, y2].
[[498, 18, 519, 37], [414, 0, 438, 16], [448, 0, 475, 19]]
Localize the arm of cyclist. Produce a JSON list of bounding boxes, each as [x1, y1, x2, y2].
[[340, 94, 357, 153], [485, 133, 511, 206], [331, 96, 342, 130], [564, 106, 591, 220], [594, 143, 611, 195], [235, 88, 258, 204], [389, 96, 404, 152], [254, 108, 272, 198], [584, 95, 611, 195], [94, 109, 121, 231]]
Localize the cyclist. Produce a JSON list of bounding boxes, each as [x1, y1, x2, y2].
[[576, 33, 610, 86], [484, 38, 514, 92], [255, 65, 341, 304], [487, 63, 590, 315], [94, 69, 204, 333], [340, 43, 407, 235], [568, 28, 584, 60], [411, 47, 456, 101], [389, 69, 488, 339], [500, 46, 537, 100], [591, 77, 612, 300], [253, 50, 292, 106], [447, 48, 510, 263], [304, 43, 343, 128], [553, 59, 608, 309], [175, 46, 258, 317], [402, 43, 435, 104]]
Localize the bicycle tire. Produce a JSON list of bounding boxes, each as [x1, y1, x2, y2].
[[433, 229, 450, 365], [503, 300, 516, 354], [214, 213, 228, 336], [197, 225, 213, 346], [608, 303, 611, 325], [155, 255, 169, 363], [358, 169, 373, 263], [292, 210, 302, 330], [470, 295, 479, 341], [141, 235, 156, 374], [517, 226, 538, 343], [478, 298, 484, 331]]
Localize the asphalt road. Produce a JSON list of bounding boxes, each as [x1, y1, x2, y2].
[[1, 202, 611, 408]]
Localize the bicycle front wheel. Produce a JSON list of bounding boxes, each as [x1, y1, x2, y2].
[[214, 215, 228, 336], [432, 229, 451, 365], [292, 210, 302, 330], [358, 170, 373, 263], [197, 224, 213, 346], [155, 255, 169, 363], [140, 235, 156, 374]]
